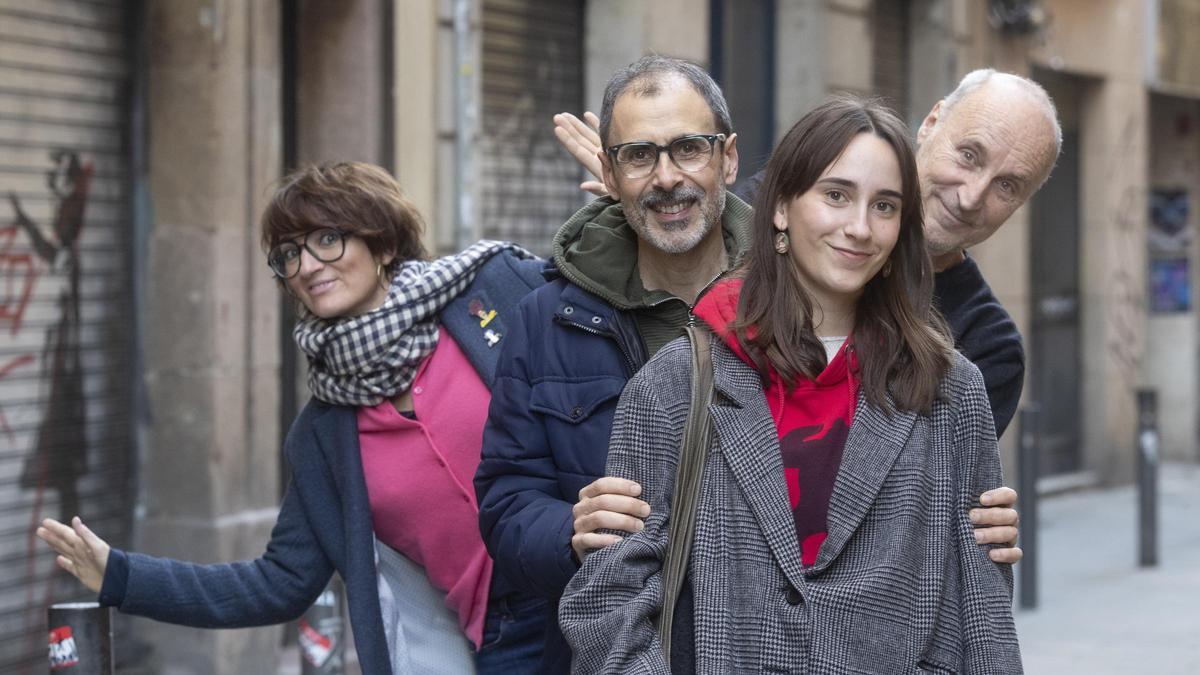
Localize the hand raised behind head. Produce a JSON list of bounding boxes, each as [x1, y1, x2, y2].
[[553, 111, 610, 197]]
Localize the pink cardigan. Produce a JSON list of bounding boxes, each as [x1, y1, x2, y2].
[[356, 328, 493, 648]]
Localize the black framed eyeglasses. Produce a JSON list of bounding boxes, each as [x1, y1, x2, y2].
[[267, 227, 347, 279], [606, 133, 727, 179]]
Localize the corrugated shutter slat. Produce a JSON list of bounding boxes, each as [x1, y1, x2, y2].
[[0, 1, 134, 670], [478, 0, 585, 256]]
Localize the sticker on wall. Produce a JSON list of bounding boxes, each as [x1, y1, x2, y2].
[[1149, 257, 1190, 313], [47, 625, 79, 670], [1149, 189, 1190, 256]]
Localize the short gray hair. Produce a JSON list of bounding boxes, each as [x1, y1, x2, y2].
[[941, 68, 1063, 160], [598, 55, 733, 148]]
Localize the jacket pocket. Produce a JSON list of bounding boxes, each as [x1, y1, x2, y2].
[[529, 376, 626, 424], [917, 658, 957, 674], [846, 609, 913, 674]]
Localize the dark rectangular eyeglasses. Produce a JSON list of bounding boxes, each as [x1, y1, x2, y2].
[[606, 133, 726, 179]]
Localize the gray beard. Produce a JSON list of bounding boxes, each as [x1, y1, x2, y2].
[[625, 185, 725, 255]]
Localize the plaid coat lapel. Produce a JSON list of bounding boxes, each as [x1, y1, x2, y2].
[[709, 343, 808, 592], [810, 392, 917, 574]]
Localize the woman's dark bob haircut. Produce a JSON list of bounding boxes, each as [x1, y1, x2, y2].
[[260, 161, 428, 274], [732, 95, 952, 413]]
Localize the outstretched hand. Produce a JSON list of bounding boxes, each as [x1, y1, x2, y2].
[[37, 516, 111, 594], [553, 111, 610, 197]]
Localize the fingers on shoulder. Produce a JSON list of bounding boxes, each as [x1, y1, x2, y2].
[[578, 476, 640, 500], [981, 486, 1018, 507], [989, 545, 1023, 564], [974, 525, 1018, 546], [576, 510, 645, 535], [970, 506, 1019, 527]]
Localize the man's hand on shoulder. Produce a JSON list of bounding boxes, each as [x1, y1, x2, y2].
[[970, 486, 1022, 564], [571, 476, 650, 562]]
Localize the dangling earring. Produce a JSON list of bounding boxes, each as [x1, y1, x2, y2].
[[881, 260, 893, 278], [375, 262, 391, 291], [774, 230, 790, 255]]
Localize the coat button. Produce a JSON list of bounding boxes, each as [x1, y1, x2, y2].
[[591, 316, 602, 324], [785, 587, 803, 605], [563, 306, 574, 315], [570, 406, 582, 419]]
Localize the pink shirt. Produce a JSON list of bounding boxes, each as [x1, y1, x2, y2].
[[357, 328, 493, 648]]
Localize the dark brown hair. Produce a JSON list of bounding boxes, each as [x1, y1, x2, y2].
[[260, 161, 428, 274], [598, 55, 732, 147], [732, 96, 951, 413]]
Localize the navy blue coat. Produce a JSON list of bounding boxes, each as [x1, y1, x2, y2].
[[99, 251, 546, 675], [475, 271, 649, 673]]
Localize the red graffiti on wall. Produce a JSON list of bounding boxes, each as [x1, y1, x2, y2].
[[0, 223, 39, 335], [0, 222, 40, 440], [5, 152, 94, 668]]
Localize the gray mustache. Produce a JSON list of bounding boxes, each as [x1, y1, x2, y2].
[[640, 186, 704, 209]]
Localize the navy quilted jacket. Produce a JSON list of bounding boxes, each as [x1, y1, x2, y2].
[[475, 269, 649, 673]]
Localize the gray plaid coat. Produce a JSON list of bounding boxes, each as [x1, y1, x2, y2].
[[559, 337, 1022, 674]]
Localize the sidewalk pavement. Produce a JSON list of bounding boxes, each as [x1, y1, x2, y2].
[[276, 464, 1200, 675], [1015, 462, 1200, 674]]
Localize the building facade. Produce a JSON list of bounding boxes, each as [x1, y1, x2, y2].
[[0, 0, 1196, 671]]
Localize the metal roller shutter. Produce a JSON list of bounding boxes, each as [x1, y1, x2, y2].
[[479, 0, 585, 256], [0, 0, 135, 669]]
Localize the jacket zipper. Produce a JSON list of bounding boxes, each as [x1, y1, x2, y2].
[[644, 271, 728, 328], [557, 318, 640, 376]]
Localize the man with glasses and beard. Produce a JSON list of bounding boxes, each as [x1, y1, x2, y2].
[[475, 56, 744, 672], [474, 57, 1026, 673]]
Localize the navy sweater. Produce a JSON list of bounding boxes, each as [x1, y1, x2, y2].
[[933, 255, 1024, 438]]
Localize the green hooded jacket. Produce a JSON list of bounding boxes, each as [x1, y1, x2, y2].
[[551, 193, 753, 357]]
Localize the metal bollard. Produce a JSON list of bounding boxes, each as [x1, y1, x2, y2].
[[1136, 389, 1159, 567], [1017, 405, 1040, 610], [299, 577, 345, 674], [46, 602, 113, 674]]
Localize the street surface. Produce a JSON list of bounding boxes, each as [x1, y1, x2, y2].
[[1016, 462, 1200, 674]]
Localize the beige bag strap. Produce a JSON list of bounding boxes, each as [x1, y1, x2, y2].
[[656, 325, 715, 666]]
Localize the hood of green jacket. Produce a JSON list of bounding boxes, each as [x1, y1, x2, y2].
[[550, 193, 753, 310]]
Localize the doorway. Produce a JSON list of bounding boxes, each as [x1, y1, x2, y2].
[[1029, 70, 1085, 474]]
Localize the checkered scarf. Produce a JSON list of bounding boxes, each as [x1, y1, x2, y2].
[[293, 240, 533, 407]]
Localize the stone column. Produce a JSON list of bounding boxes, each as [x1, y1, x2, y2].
[[295, 0, 388, 165], [1078, 76, 1149, 484], [140, 1, 282, 672], [395, 0, 439, 248], [584, 0, 710, 113], [775, 0, 826, 141], [822, 0, 872, 96]]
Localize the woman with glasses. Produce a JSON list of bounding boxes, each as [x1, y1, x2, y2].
[[559, 97, 1021, 673], [38, 162, 549, 674]]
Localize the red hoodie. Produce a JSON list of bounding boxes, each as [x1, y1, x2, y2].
[[693, 279, 860, 566]]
